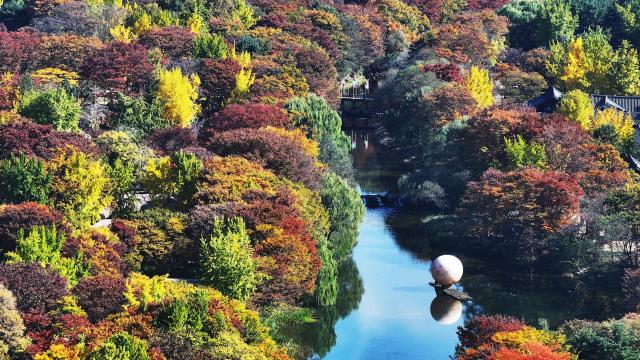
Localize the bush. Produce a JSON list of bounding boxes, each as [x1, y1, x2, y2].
[[138, 26, 195, 59], [202, 127, 320, 188], [142, 151, 203, 208], [73, 275, 126, 322], [0, 202, 67, 254], [148, 126, 198, 155], [86, 333, 150, 360], [193, 33, 228, 59], [5, 226, 89, 286], [0, 262, 69, 312], [110, 93, 170, 136], [17, 88, 81, 132], [82, 42, 154, 94], [0, 283, 29, 357], [0, 121, 97, 160], [49, 147, 111, 228], [0, 154, 51, 204], [561, 315, 640, 360], [200, 217, 257, 301], [200, 103, 290, 132], [198, 58, 242, 113]]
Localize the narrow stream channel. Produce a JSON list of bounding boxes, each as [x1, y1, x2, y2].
[[312, 130, 466, 359]]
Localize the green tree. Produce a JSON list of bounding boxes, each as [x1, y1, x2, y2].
[[498, 0, 543, 49], [0, 155, 51, 204], [108, 158, 136, 217], [617, 0, 640, 46], [142, 151, 203, 208], [557, 89, 594, 129], [193, 33, 228, 59], [321, 172, 365, 261], [5, 226, 89, 285], [111, 93, 170, 137], [18, 88, 81, 132], [609, 41, 640, 96], [200, 217, 257, 301], [49, 148, 112, 229], [504, 135, 548, 170], [537, 0, 578, 44], [287, 94, 351, 177], [159, 290, 209, 332], [87, 333, 151, 360]]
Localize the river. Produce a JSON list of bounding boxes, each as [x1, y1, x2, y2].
[[285, 129, 623, 359]]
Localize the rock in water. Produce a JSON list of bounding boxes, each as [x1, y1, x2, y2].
[[430, 255, 463, 288]]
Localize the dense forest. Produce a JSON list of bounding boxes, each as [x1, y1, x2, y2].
[[1, 0, 640, 358]]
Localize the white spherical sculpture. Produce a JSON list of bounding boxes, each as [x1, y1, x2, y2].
[[430, 255, 463, 288]]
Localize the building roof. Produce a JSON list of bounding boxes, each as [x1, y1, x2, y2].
[[528, 88, 640, 126]]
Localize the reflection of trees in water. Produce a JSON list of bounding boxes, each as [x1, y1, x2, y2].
[[311, 258, 365, 357], [384, 209, 626, 328], [282, 258, 364, 358]]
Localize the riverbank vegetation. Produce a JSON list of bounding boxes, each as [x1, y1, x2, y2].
[[0, 0, 379, 358], [365, 0, 640, 358]]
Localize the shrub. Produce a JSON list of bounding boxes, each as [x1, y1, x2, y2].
[[201, 103, 290, 132], [623, 268, 640, 311], [202, 127, 320, 188], [557, 89, 594, 130], [0, 283, 29, 357], [5, 226, 89, 285], [17, 88, 81, 132], [458, 168, 584, 262], [0, 202, 66, 254], [73, 275, 126, 323], [158, 290, 209, 332], [466, 66, 494, 109], [49, 148, 111, 228], [142, 151, 203, 208], [0, 262, 69, 312], [198, 58, 242, 113], [561, 315, 640, 360], [503, 135, 547, 170], [0, 154, 51, 204], [200, 217, 257, 301], [81, 42, 154, 94], [0, 121, 97, 160], [138, 26, 195, 59], [86, 333, 150, 360], [148, 126, 198, 155], [193, 33, 228, 59], [110, 93, 170, 136]]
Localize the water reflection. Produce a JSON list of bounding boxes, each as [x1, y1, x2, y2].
[[430, 295, 463, 325]]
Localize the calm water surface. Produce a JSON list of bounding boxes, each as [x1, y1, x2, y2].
[[314, 131, 466, 359], [301, 130, 618, 359]]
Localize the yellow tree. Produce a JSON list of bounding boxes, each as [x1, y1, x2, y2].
[[109, 25, 135, 43], [466, 66, 494, 109], [156, 68, 201, 127], [557, 89, 594, 129], [593, 108, 635, 143], [561, 37, 587, 90]]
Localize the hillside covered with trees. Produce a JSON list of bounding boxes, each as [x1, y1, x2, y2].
[[1, 0, 640, 358]]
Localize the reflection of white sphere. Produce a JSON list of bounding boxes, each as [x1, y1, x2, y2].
[[430, 255, 463, 287], [430, 295, 463, 325]]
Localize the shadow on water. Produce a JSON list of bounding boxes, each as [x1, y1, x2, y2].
[[297, 129, 623, 359]]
